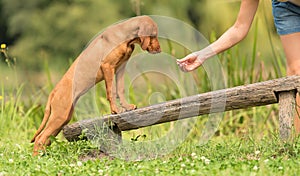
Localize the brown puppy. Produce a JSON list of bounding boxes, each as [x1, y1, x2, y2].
[[31, 16, 161, 155]]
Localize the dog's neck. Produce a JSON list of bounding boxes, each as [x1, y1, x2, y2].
[[127, 37, 141, 47]]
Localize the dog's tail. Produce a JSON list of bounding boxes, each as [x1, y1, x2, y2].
[[31, 92, 54, 143]]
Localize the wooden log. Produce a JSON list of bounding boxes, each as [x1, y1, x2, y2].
[[63, 76, 300, 141], [278, 90, 296, 141]]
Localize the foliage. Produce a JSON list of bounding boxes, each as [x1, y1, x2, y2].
[[0, 0, 278, 71], [0, 0, 296, 175], [1, 0, 126, 70], [1, 134, 300, 175]]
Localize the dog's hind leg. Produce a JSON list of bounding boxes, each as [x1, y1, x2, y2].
[[33, 103, 74, 156], [31, 91, 55, 143]]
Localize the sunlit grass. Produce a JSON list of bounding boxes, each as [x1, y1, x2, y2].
[[0, 22, 295, 175], [1, 134, 300, 175]]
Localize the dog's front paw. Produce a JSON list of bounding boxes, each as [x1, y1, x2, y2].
[[111, 104, 137, 114], [111, 108, 126, 114], [111, 105, 122, 114], [111, 108, 121, 114], [122, 104, 137, 111]]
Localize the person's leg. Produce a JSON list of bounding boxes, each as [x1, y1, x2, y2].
[[280, 32, 300, 134]]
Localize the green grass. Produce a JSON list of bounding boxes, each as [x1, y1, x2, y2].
[[0, 28, 298, 175], [1, 135, 300, 175]]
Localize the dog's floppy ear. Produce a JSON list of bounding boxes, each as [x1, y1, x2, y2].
[[138, 24, 152, 50], [140, 36, 150, 50]]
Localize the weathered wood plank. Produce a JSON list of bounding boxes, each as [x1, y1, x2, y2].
[[278, 90, 296, 141], [63, 76, 300, 141]]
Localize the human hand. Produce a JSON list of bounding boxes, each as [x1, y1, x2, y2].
[[176, 52, 205, 72]]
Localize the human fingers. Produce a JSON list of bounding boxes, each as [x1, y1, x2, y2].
[[177, 60, 197, 72], [179, 57, 204, 72], [176, 52, 197, 64], [177, 56, 196, 72]]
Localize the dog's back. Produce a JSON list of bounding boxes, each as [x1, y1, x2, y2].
[[31, 16, 160, 155]]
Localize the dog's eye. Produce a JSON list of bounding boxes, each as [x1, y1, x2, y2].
[[150, 33, 157, 37]]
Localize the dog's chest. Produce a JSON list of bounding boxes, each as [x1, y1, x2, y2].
[[113, 44, 135, 69]]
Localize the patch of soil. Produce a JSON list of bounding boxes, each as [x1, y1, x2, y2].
[[79, 150, 114, 161]]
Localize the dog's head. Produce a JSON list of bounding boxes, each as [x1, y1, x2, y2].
[[137, 18, 161, 54]]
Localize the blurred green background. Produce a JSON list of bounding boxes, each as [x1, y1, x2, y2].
[[0, 0, 282, 71], [0, 0, 286, 111]]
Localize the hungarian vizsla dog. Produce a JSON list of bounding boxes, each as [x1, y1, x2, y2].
[[31, 16, 161, 155]]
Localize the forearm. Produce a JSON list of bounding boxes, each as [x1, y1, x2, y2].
[[193, 25, 250, 63], [181, 24, 253, 67], [209, 25, 249, 55], [200, 0, 259, 60], [177, 0, 259, 72]]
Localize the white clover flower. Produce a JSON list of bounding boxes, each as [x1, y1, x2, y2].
[[200, 156, 210, 164], [69, 163, 75, 167], [181, 163, 186, 168], [178, 157, 183, 161], [155, 168, 160, 174], [15, 144, 21, 150], [98, 169, 104, 174], [190, 169, 196, 174], [58, 170, 64, 175], [264, 159, 269, 163], [204, 158, 210, 165], [77, 161, 83, 167], [36, 165, 41, 170], [253, 165, 258, 170], [279, 166, 283, 170], [255, 150, 260, 155], [8, 159, 13, 163]]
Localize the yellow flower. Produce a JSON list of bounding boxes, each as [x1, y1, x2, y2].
[[0, 96, 3, 100], [1, 44, 6, 49]]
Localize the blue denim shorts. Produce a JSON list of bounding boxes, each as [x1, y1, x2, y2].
[[272, 0, 300, 35]]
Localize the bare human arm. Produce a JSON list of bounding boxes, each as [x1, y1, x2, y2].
[[177, 0, 260, 72]]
